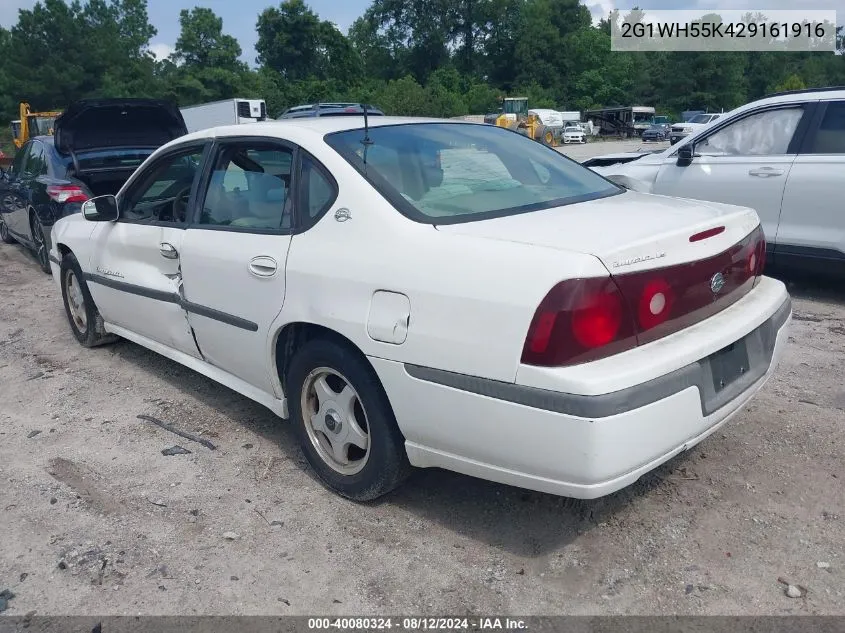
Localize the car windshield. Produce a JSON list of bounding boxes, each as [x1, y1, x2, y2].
[[325, 122, 620, 224], [633, 112, 653, 123], [690, 114, 714, 124]]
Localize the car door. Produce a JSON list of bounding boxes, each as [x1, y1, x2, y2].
[[651, 104, 813, 244], [179, 138, 315, 394], [777, 100, 845, 262], [1, 143, 34, 237], [86, 142, 208, 357]]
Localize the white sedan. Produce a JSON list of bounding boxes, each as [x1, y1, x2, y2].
[[49, 116, 791, 501]]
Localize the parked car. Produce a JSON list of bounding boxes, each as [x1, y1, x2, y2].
[[669, 113, 722, 145], [278, 103, 385, 119], [642, 123, 669, 142], [590, 87, 845, 275], [561, 124, 586, 144], [0, 98, 187, 272], [50, 117, 790, 501]]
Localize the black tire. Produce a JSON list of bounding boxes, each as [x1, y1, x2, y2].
[[30, 214, 51, 274], [287, 338, 411, 501], [60, 252, 118, 348], [0, 216, 14, 244]]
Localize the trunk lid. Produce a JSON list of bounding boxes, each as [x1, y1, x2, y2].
[[435, 189, 761, 273], [54, 98, 188, 155], [439, 190, 767, 367]]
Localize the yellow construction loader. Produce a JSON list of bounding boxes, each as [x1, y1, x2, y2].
[[488, 97, 558, 146], [12, 102, 62, 149]]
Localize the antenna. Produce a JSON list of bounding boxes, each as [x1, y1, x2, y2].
[[361, 104, 373, 146]]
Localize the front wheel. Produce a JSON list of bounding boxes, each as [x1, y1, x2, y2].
[[287, 339, 411, 501], [60, 252, 118, 348], [0, 216, 14, 244]]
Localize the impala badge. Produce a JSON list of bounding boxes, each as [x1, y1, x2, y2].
[[710, 272, 726, 294], [334, 208, 351, 222]]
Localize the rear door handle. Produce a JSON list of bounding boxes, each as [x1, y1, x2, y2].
[[160, 242, 179, 259], [248, 255, 277, 277], [748, 167, 784, 177]]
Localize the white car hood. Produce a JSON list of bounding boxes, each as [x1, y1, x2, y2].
[[436, 190, 760, 273]]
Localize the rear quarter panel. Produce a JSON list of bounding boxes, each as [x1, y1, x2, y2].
[[276, 134, 609, 383]]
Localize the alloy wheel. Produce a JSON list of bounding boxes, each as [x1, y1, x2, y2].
[[300, 367, 371, 476]]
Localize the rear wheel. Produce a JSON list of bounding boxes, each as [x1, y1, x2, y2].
[[0, 216, 14, 244], [30, 214, 51, 274], [287, 338, 411, 501], [60, 252, 117, 348]]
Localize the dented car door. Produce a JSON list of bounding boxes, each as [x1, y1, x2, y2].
[[85, 144, 208, 357]]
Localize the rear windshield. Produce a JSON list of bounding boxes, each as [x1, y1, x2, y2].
[[325, 123, 620, 224]]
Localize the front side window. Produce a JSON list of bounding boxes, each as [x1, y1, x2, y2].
[[697, 107, 804, 157], [325, 123, 620, 223], [807, 101, 845, 154], [121, 148, 204, 224], [199, 144, 293, 230]]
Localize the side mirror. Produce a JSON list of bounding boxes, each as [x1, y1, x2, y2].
[[82, 195, 119, 222], [676, 144, 694, 167]]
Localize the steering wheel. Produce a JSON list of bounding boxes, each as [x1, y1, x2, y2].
[[172, 186, 192, 222]]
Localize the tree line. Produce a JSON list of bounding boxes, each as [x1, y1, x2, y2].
[[1, 0, 844, 124]]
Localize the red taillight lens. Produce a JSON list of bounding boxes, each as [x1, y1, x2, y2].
[[522, 225, 766, 368], [47, 185, 88, 204], [521, 277, 637, 367], [752, 232, 767, 285], [571, 291, 622, 348]]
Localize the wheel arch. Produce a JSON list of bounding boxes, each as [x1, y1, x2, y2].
[[273, 321, 373, 397]]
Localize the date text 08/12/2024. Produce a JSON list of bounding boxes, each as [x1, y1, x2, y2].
[[307, 617, 528, 630]]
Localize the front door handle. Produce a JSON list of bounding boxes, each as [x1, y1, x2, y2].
[[748, 167, 784, 178], [248, 255, 277, 277], [160, 242, 179, 259]]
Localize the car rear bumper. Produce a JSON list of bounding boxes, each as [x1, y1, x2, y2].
[[372, 277, 790, 498]]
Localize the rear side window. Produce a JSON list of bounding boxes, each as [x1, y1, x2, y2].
[[299, 154, 337, 224], [198, 144, 293, 231], [697, 108, 804, 156], [11, 144, 28, 176], [325, 123, 620, 224], [807, 102, 845, 154], [26, 142, 47, 176]]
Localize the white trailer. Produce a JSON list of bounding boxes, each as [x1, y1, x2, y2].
[[179, 98, 268, 134], [558, 110, 581, 124]]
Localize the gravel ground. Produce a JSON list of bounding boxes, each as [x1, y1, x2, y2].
[[556, 137, 670, 162], [0, 141, 842, 616]]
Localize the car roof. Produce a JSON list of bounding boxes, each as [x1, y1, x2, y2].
[[171, 116, 465, 144]]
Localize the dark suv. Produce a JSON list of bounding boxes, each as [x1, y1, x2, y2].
[[277, 103, 385, 119], [0, 98, 187, 272]]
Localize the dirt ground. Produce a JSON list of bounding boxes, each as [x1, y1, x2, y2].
[[0, 140, 842, 616]]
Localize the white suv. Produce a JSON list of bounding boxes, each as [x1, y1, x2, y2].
[[669, 113, 722, 145], [590, 87, 845, 275]]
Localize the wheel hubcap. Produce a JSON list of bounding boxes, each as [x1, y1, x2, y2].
[[64, 269, 87, 332], [33, 219, 47, 266], [301, 367, 370, 476]]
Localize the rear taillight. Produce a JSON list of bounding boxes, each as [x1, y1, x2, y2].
[[521, 277, 637, 367], [752, 231, 766, 285], [522, 225, 766, 368], [47, 184, 88, 204]]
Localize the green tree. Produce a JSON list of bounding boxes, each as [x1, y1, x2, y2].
[[173, 7, 244, 71]]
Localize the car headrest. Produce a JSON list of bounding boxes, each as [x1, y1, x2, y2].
[[265, 188, 285, 203]]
